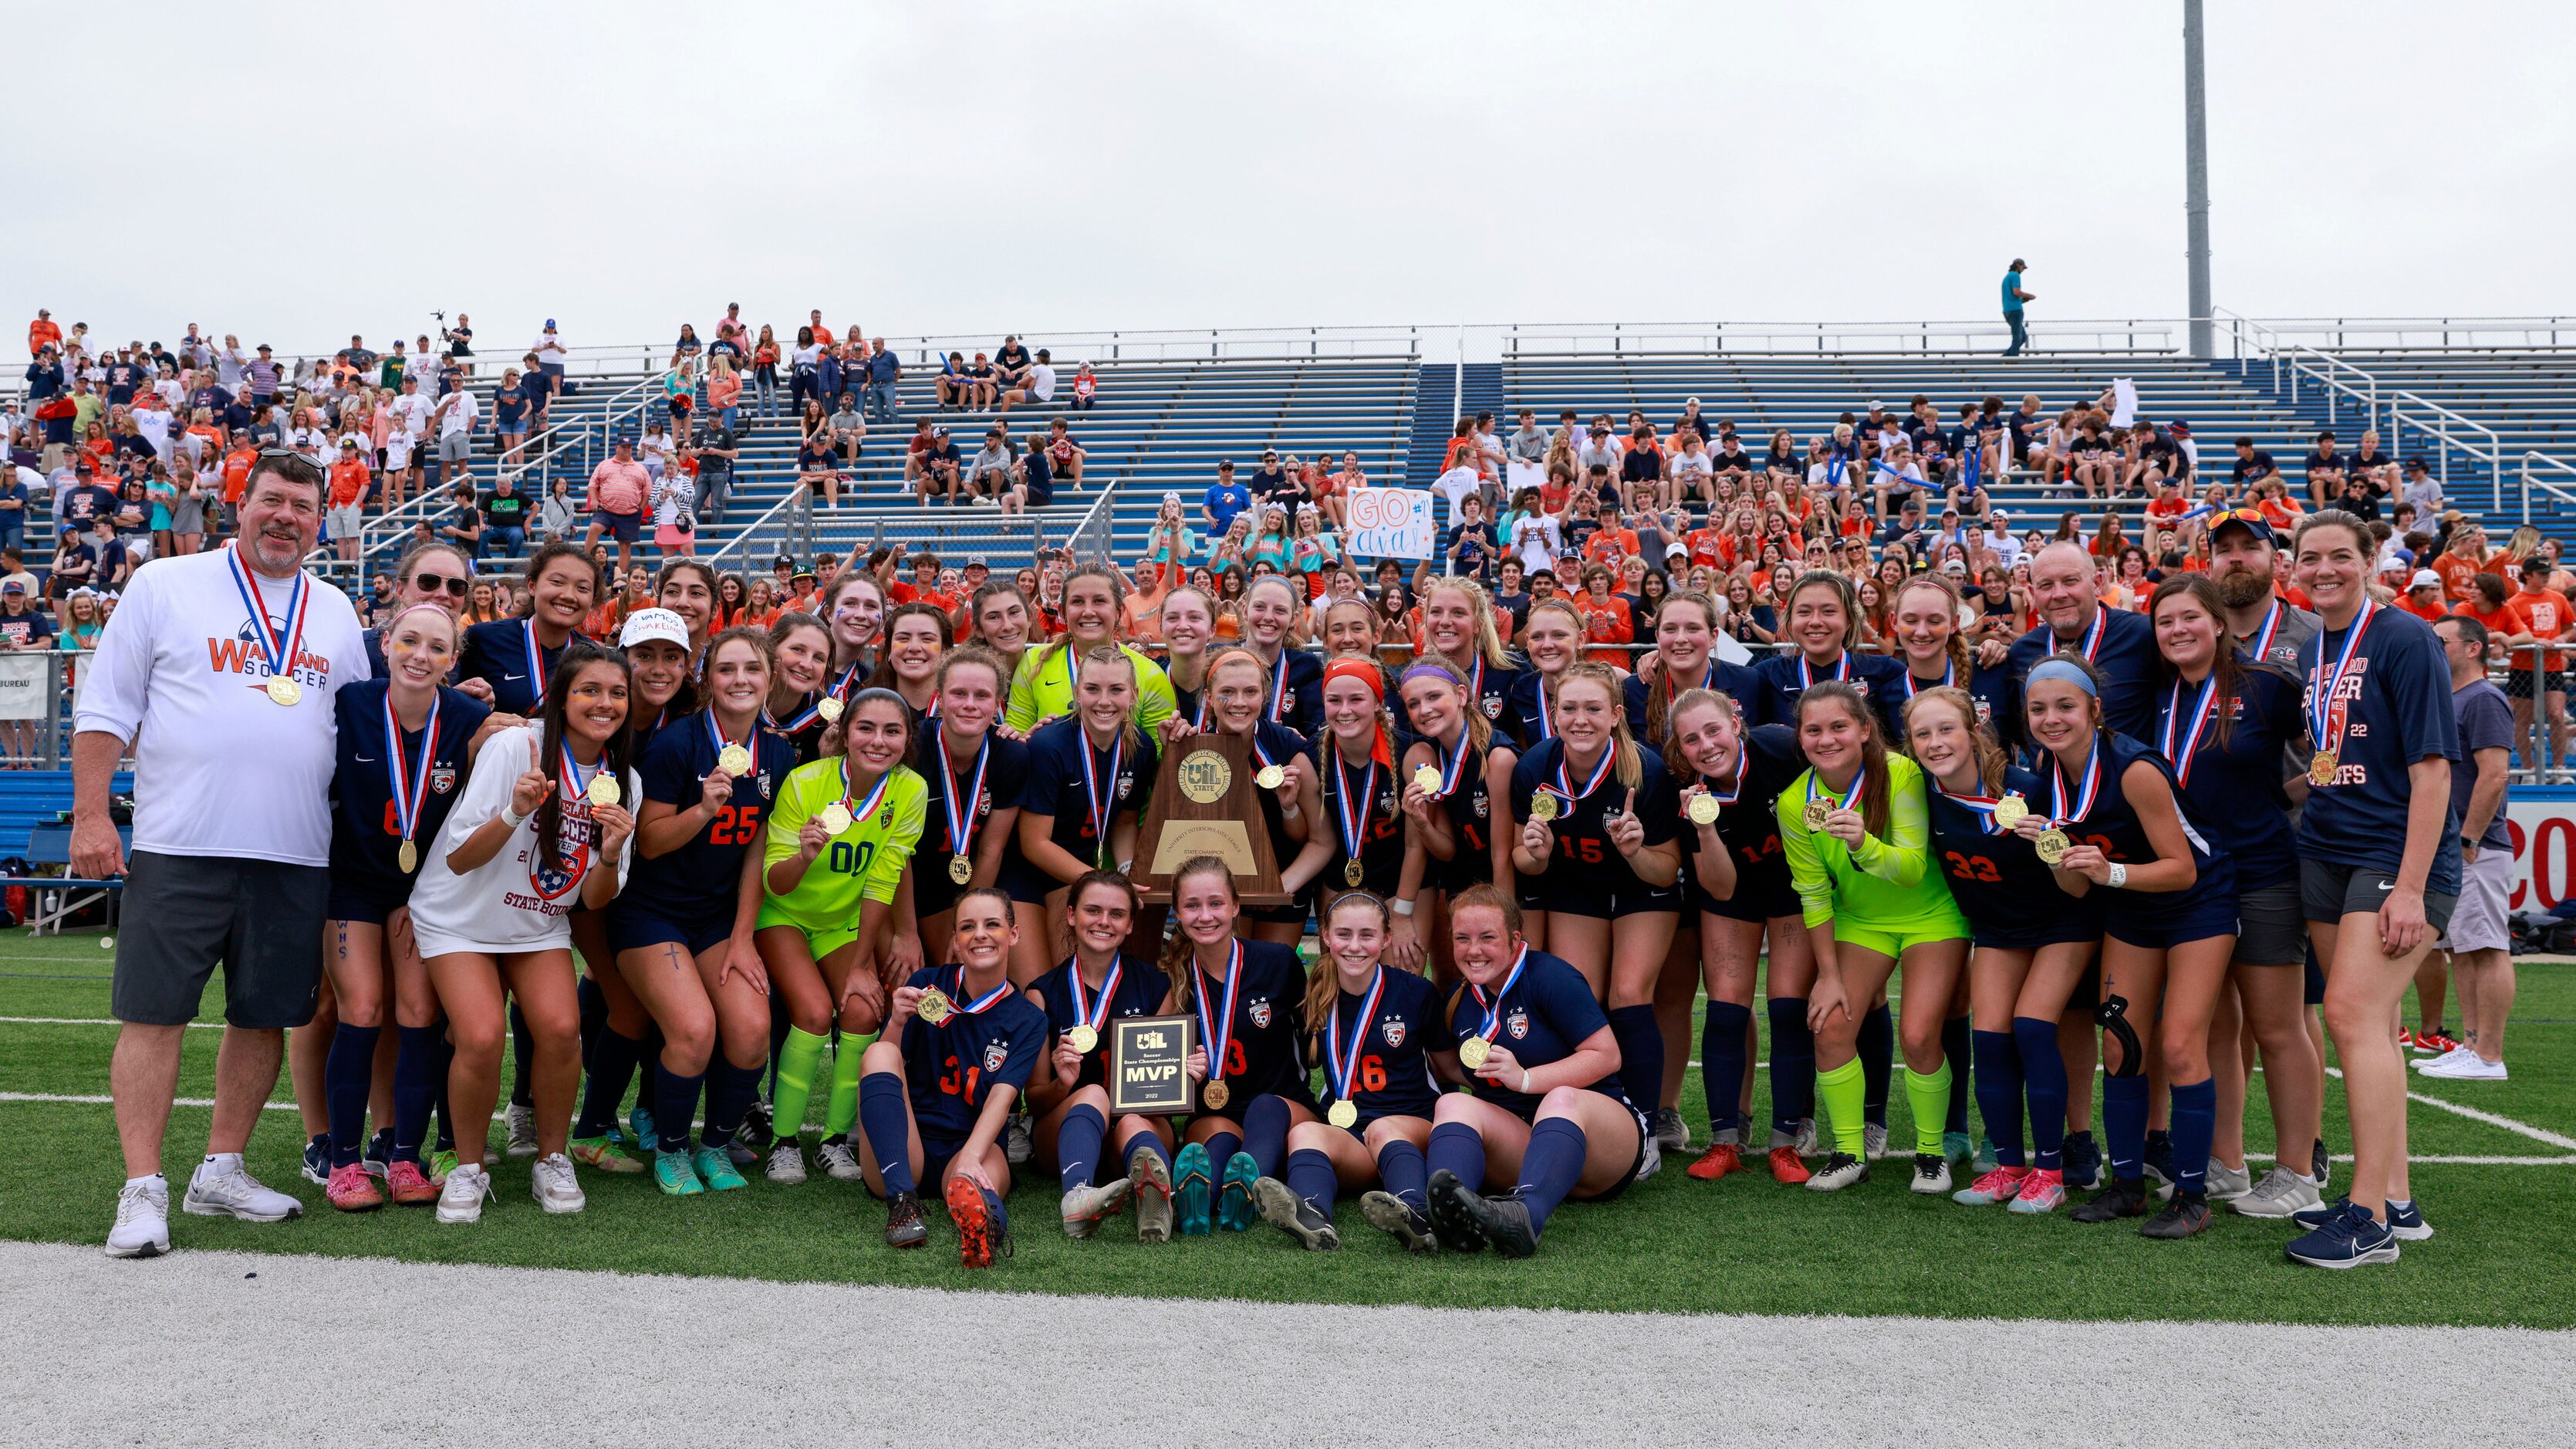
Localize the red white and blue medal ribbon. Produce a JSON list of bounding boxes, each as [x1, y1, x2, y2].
[[2248, 600, 2284, 661], [1324, 968, 1386, 1109], [1903, 657, 1954, 699], [383, 692, 441, 852], [939, 723, 991, 856], [226, 545, 309, 688], [521, 618, 560, 691], [1934, 782, 2007, 834], [704, 708, 751, 766], [1797, 651, 1850, 691], [2075, 605, 2109, 664], [1426, 727, 1472, 799], [556, 739, 602, 802], [1332, 751, 1379, 863], [2048, 745, 2103, 828], [1195, 941, 1243, 1089], [1080, 728, 1126, 863], [1267, 652, 1291, 722], [1534, 674, 1555, 737], [1552, 742, 1617, 811], [1469, 946, 1528, 1041], [2161, 674, 2221, 787], [772, 691, 825, 731], [1805, 764, 1866, 819], [944, 966, 1014, 1018], [2309, 599, 2378, 749], [1068, 958, 1121, 1041], [839, 756, 893, 824]]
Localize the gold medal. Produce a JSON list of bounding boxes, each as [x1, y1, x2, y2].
[[2308, 750, 2337, 787], [818, 802, 853, 836], [915, 988, 953, 1025], [1529, 791, 1558, 821], [1344, 858, 1365, 888], [1686, 793, 1721, 826], [1201, 1079, 1230, 1111], [2034, 828, 2071, 866], [586, 773, 620, 807], [1068, 1024, 1098, 1055], [1458, 1035, 1491, 1069], [1993, 794, 2028, 829], [1802, 797, 1832, 830], [264, 674, 302, 707], [1255, 764, 1285, 791], [397, 839, 418, 874], [1411, 764, 1443, 795], [717, 743, 753, 777], [815, 695, 843, 723], [1328, 1099, 1359, 1130], [948, 853, 973, 885]]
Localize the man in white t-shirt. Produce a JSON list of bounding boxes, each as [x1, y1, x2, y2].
[[430, 383, 480, 491], [1432, 458, 1483, 529], [996, 347, 1057, 415], [74, 453, 368, 1258]]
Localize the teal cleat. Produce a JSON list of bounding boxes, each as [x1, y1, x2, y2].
[[628, 1105, 660, 1155], [653, 1148, 704, 1197], [1173, 1143, 1214, 1236], [693, 1145, 748, 1191], [1217, 1150, 1261, 1231]]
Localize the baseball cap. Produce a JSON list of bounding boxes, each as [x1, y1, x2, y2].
[[618, 607, 691, 651], [1868, 399, 1885, 410], [2409, 569, 2443, 589], [1941, 559, 1968, 574], [2, 580, 25, 594], [2167, 420, 2193, 437], [545, 319, 558, 329], [2208, 508, 2273, 546], [965, 556, 989, 570], [1664, 542, 1686, 558], [1685, 396, 1701, 407]]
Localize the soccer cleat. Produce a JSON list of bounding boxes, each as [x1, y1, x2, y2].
[[1172, 1143, 1214, 1237], [1651, 1108, 1690, 1153], [2142, 1130, 2177, 1200], [1253, 1176, 1340, 1251], [883, 1190, 928, 1249], [725, 1140, 758, 1169], [1634, 1137, 1663, 1182], [363, 1129, 395, 1180], [2140, 1191, 2213, 1240], [2312, 1139, 2331, 1193], [693, 1145, 748, 1191], [567, 1136, 645, 1174], [947, 1176, 1007, 1268], [2008, 1167, 2067, 1214], [184, 1156, 304, 1222], [1910, 1153, 1952, 1195], [1793, 1118, 1818, 1157], [1862, 1123, 1889, 1162], [2233, 1167, 2325, 1220], [625, 1105, 657, 1156], [300, 1133, 330, 1187], [1805, 1152, 1868, 1192], [1424, 1169, 1487, 1254], [1129, 1145, 1174, 1244], [105, 1178, 170, 1258], [325, 1163, 384, 1213], [2061, 1130, 2102, 1191], [2204, 1159, 2254, 1202], [1970, 1134, 1999, 1175], [383, 1160, 440, 1207], [506, 1103, 541, 1157], [2071, 1177, 2152, 1224], [2285, 1200, 2399, 1269], [531, 1153, 586, 1214], [1360, 1190, 1438, 1254], [1059, 1178, 1133, 1239], [427, 1149, 461, 1187], [1217, 1150, 1261, 1232], [1455, 1189, 1541, 1258], [2419, 1054, 2507, 1081], [765, 1139, 808, 1185], [653, 1150, 704, 1197], [2385, 1199, 2434, 1241], [1686, 1143, 1745, 1181], [435, 1164, 492, 1224], [738, 1099, 775, 1153], [815, 1135, 863, 1181], [1005, 1113, 1033, 1167], [2412, 1028, 2459, 1056], [1767, 1145, 1811, 1185], [1953, 1165, 2030, 1207], [1940, 1130, 1975, 1165]]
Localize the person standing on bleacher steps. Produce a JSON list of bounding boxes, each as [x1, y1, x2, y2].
[[2002, 259, 2035, 357]]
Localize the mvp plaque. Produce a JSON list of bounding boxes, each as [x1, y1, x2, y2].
[[1107, 1015, 1198, 1116]]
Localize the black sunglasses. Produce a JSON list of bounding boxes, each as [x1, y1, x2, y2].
[[411, 572, 472, 596]]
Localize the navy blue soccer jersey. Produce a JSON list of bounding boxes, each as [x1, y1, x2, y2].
[[1624, 659, 1761, 740], [1500, 665, 1558, 752], [1021, 716, 1156, 870], [329, 681, 492, 909], [624, 710, 794, 930], [2297, 603, 2463, 896], [1749, 649, 1909, 729], [1926, 764, 2098, 945], [2006, 606, 2161, 748], [1309, 966, 1453, 1127], [1316, 736, 1410, 897], [2156, 664, 2306, 891], [1446, 948, 1626, 1120], [2032, 731, 2237, 934], [1886, 657, 2016, 745], [900, 965, 1048, 1148], [459, 620, 576, 717], [1415, 730, 1506, 892], [1511, 738, 1681, 891], [911, 724, 1031, 917], [1190, 939, 1312, 1110], [1261, 645, 1325, 738], [1686, 723, 1805, 922], [1028, 952, 1166, 1093]]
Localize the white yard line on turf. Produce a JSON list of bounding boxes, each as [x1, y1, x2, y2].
[[0, 1016, 221, 1028], [2321, 1065, 2576, 1150]]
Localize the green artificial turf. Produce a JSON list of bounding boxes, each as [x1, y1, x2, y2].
[[2, 928, 2569, 1326]]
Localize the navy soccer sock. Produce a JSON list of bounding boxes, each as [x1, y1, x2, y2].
[[856, 1072, 915, 1197], [2170, 1078, 2216, 1195], [1767, 998, 1815, 1137], [2012, 1015, 2068, 1170], [1858, 1002, 1893, 1128], [324, 1023, 381, 1168], [1285, 1147, 1339, 1218], [1607, 1005, 1663, 1123], [653, 1059, 705, 1153], [1516, 1118, 1588, 1234], [701, 1058, 764, 1150], [2104, 1074, 2149, 1184], [1241, 1095, 1291, 1179], [392, 1025, 442, 1164], [1702, 1001, 1751, 1137], [1971, 1028, 2025, 1168], [1426, 1121, 1486, 1195], [1057, 1103, 1106, 1194], [1376, 1137, 1428, 1211], [574, 1029, 643, 1140], [1943, 1015, 1973, 1134]]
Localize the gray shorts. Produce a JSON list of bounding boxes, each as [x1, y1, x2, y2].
[[437, 432, 471, 464], [2234, 880, 2307, 966], [110, 850, 329, 1028], [2299, 857, 2456, 937], [2436, 848, 2513, 954]]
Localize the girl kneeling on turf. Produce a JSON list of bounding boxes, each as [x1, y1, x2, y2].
[[1253, 890, 1457, 1254], [1163, 855, 1316, 1235], [409, 640, 639, 1224], [1025, 871, 1177, 1241], [1423, 885, 1646, 1258], [852, 887, 1048, 1268]]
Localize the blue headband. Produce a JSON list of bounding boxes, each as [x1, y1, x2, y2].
[[2027, 659, 2098, 697]]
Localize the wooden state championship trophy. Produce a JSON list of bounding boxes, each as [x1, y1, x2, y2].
[[1130, 726, 1291, 906]]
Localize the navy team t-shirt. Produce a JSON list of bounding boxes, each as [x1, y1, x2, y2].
[[2297, 604, 2463, 897]]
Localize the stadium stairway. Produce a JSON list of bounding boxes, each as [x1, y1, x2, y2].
[[1403, 365, 1457, 488]]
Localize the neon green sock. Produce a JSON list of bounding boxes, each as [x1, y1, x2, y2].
[[772, 1027, 829, 1143], [1817, 1057, 1866, 1156], [824, 1031, 876, 1137], [1905, 1063, 1953, 1157]]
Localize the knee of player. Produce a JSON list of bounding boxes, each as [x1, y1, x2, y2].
[[1069, 1083, 1111, 1116], [859, 1037, 906, 1076], [1285, 1120, 1332, 1153], [1431, 1093, 1477, 1126]]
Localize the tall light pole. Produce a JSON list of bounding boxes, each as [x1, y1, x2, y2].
[[2184, 0, 2213, 357]]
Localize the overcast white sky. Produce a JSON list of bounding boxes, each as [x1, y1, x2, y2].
[[9, 1, 2570, 357]]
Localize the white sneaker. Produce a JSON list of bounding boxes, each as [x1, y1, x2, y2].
[[531, 1153, 586, 1214], [105, 1177, 170, 1258], [2232, 1166, 2323, 1219], [765, 1139, 808, 1185], [2205, 1158, 2254, 1201], [2411, 1045, 2467, 1072], [2419, 1054, 2508, 1081], [504, 1103, 539, 1157], [436, 1164, 491, 1224], [815, 1135, 863, 1181], [182, 1154, 304, 1222]]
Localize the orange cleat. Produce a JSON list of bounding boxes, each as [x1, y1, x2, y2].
[[1687, 1143, 1745, 1180], [1767, 1144, 1811, 1185]]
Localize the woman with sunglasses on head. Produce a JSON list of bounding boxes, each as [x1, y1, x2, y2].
[[1254, 890, 1458, 1253], [1005, 566, 1177, 736], [1398, 657, 1517, 986], [1196, 647, 1319, 948], [1025, 871, 1177, 1241], [360, 542, 484, 691], [755, 687, 926, 1185], [1160, 856, 1316, 1237], [906, 647, 1028, 978], [2011, 652, 2239, 1237], [407, 640, 640, 1223], [460, 542, 596, 718]]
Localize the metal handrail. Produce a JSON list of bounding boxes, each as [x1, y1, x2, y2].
[[2520, 451, 2576, 525], [703, 484, 812, 572], [2387, 390, 2506, 511]]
